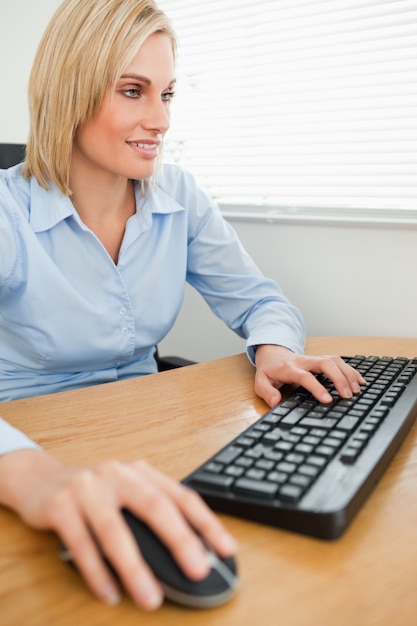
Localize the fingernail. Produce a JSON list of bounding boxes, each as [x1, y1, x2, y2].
[[270, 394, 280, 407], [321, 392, 332, 403], [186, 549, 211, 577], [138, 581, 163, 610], [220, 532, 237, 554], [343, 387, 352, 398], [102, 584, 121, 606], [352, 382, 361, 393]]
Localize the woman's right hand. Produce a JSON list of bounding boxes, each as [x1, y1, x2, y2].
[[0, 449, 236, 611]]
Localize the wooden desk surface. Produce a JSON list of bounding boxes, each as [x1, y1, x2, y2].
[[1, 337, 417, 626]]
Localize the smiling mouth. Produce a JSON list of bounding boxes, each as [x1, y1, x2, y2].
[[126, 141, 160, 150], [128, 142, 158, 149], [126, 141, 160, 159]]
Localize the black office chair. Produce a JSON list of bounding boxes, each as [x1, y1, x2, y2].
[[0, 143, 26, 169], [0, 143, 195, 372]]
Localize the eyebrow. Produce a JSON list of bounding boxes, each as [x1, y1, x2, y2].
[[119, 73, 176, 88]]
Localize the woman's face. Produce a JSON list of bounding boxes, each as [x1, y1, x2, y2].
[[72, 32, 176, 184]]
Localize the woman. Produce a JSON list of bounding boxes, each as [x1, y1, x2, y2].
[[0, 0, 364, 612]]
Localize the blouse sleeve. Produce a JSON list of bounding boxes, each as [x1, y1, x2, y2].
[[0, 418, 41, 455], [174, 167, 306, 356]]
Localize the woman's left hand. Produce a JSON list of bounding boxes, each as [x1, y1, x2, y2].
[[254, 344, 366, 408]]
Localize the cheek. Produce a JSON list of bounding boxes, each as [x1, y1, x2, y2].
[[78, 118, 119, 154]]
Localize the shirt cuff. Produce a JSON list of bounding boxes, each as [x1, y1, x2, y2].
[[246, 338, 304, 367], [0, 418, 41, 455]]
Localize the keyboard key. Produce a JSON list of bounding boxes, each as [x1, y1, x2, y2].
[[271, 406, 291, 417], [303, 435, 321, 446], [286, 453, 305, 465], [331, 430, 349, 440], [262, 414, 281, 426], [233, 478, 279, 498], [261, 429, 282, 444], [307, 455, 327, 468], [263, 450, 284, 462], [340, 448, 361, 464], [291, 426, 308, 436], [276, 461, 297, 474], [360, 423, 377, 433], [310, 429, 327, 438], [246, 468, 266, 481], [294, 443, 315, 454], [353, 432, 369, 442], [215, 446, 242, 465], [190, 472, 234, 491], [322, 436, 343, 448], [336, 416, 360, 431], [299, 417, 338, 429], [279, 484, 304, 503], [205, 462, 223, 473], [275, 441, 294, 452], [255, 459, 275, 471], [244, 448, 263, 460], [289, 474, 312, 489], [298, 464, 321, 478], [235, 456, 254, 468], [315, 445, 337, 459], [267, 471, 288, 484], [281, 408, 309, 426], [282, 433, 302, 444], [236, 436, 255, 448], [225, 465, 245, 477], [348, 440, 364, 451]]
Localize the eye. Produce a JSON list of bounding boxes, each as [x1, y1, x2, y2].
[[162, 90, 176, 102], [122, 88, 141, 99]]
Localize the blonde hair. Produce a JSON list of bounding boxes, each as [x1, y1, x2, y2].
[[22, 0, 176, 195]]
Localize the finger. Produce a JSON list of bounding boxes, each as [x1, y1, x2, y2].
[[133, 461, 237, 557], [308, 356, 366, 399], [254, 371, 284, 407], [292, 369, 334, 403], [123, 462, 221, 578], [83, 460, 211, 593], [48, 489, 122, 607], [336, 358, 367, 391], [73, 464, 164, 610]]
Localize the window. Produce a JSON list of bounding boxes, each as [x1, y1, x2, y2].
[[158, 0, 417, 221]]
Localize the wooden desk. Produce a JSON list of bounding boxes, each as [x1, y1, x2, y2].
[[1, 337, 417, 626]]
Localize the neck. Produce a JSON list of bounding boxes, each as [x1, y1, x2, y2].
[[70, 174, 135, 224], [68, 161, 136, 264]]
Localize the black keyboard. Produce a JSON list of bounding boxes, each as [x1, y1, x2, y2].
[[183, 355, 417, 539]]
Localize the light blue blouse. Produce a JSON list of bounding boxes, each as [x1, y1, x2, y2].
[[0, 163, 305, 452]]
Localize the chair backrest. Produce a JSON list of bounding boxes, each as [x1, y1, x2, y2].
[[0, 143, 26, 169]]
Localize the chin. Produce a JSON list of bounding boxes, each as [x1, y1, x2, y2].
[[128, 163, 157, 181]]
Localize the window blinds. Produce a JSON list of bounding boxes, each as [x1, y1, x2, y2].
[[158, 0, 417, 214]]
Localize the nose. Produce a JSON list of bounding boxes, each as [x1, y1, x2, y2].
[[142, 96, 171, 134]]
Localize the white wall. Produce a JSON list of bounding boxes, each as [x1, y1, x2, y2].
[[0, 1, 62, 142], [2, 2, 416, 363]]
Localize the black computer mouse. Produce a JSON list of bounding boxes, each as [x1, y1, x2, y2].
[[60, 507, 239, 609]]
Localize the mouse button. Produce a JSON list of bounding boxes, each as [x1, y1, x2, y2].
[[122, 510, 176, 563], [122, 509, 197, 585], [205, 554, 239, 592], [122, 509, 238, 598], [220, 554, 238, 577]]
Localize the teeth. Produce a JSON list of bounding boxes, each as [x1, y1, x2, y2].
[[132, 142, 156, 149]]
